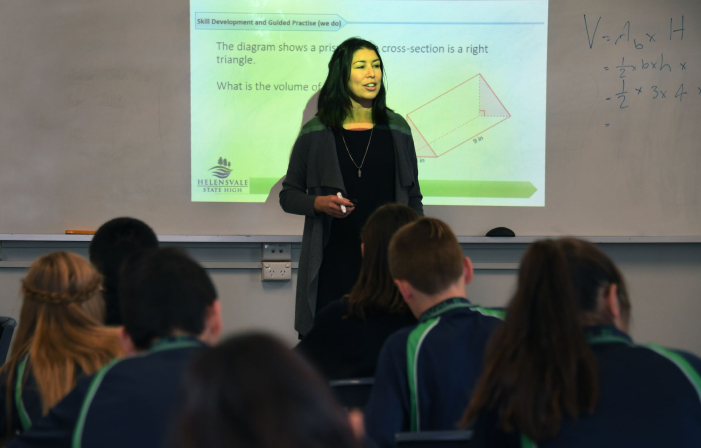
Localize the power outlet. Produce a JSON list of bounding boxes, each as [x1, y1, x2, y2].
[[262, 243, 292, 261], [261, 262, 292, 281]]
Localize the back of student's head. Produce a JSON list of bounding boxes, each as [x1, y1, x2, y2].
[[119, 247, 217, 350], [174, 332, 361, 448], [347, 204, 419, 319], [388, 217, 464, 294], [3, 252, 122, 416], [461, 238, 631, 442], [89, 217, 158, 290]]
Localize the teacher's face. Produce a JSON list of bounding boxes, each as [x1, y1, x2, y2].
[[347, 48, 382, 106]]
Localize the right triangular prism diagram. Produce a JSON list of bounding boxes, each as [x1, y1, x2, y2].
[[407, 74, 511, 158], [407, 116, 434, 158]]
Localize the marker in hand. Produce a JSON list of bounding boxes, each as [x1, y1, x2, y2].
[[337, 192, 347, 214]]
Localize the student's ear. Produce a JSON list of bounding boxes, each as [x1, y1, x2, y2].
[[201, 300, 223, 346], [604, 284, 623, 329], [361, 243, 365, 258], [118, 326, 138, 356], [394, 279, 413, 303], [463, 257, 474, 285]]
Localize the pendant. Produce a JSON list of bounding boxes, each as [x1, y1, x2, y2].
[[358, 169, 362, 178]]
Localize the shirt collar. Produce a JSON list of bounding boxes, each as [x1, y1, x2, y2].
[[583, 325, 633, 345], [148, 335, 206, 353], [419, 297, 471, 322]]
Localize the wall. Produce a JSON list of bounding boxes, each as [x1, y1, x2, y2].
[[1, 241, 699, 354], [0, 0, 700, 237]]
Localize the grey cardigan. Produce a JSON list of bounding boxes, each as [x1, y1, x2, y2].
[[279, 111, 423, 335]]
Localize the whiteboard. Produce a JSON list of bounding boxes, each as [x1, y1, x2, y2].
[[0, 0, 699, 236]]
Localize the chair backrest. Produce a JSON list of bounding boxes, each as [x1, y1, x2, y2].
[[329, 377, 374, 409], [0, 317, 17, 366], [394, 430, 473, 448]]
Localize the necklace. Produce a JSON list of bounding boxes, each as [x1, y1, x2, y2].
[[341, 126, 373, 178]]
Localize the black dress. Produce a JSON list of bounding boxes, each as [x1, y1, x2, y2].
[[297, 298, 417, 380], [315, 127, 396, 314]]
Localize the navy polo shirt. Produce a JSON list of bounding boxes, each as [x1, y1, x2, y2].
[[470, 325, 701, 448], [364, 297, 504, 448], [8, 336, 206, 448], [0, 357, 41, 440]]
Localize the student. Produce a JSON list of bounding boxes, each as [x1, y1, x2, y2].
[[462, 238, 701, 447], [364, 218, 503, 447], [173, 332, 363, 448], [9, 248, 222, 448], [297, 204, 419, 380], [89, 217, 159, 325], [0, 252, 122, 443]]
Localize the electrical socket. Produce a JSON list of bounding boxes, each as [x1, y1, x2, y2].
[[262, 243, 292, 261], [261, 262, 292, 282]]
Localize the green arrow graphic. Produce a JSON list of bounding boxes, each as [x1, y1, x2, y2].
[[250, 178, 282, 195], [420, 180, 537, 198]]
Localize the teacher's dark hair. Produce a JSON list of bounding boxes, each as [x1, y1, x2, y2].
[[173, 332, 361, 448], [317, 37, 390, 129], [347, 204, 419, 319], [460, 238, 631, 442]]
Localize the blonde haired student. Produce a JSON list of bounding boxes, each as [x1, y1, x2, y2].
[[0, 252, 122, 442]]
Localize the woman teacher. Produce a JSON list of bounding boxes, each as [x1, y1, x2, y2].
[[280, 37, 423, 337]]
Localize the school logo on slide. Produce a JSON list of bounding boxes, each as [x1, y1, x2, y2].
[[209, 157, 232, 179], [196, 156, 249, 194]]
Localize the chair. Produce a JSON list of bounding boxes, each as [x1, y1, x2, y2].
[[329, 377, 374, 409], [0, 317, 17, 365], [394, 430, 473, 448]]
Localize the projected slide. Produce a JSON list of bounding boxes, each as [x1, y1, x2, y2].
[[190, 0, 548, 206]]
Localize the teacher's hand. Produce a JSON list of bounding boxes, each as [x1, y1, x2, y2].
[[314, 195, 355, 218]]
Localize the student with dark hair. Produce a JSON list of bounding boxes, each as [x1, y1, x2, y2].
[[173, 332, 363, 448], [462, 238, 701, 447], [9, 248, 222, 448], [89, 217, 159, 325], [364, 218, 503, 448], [280, 37, 423, 336], [297, 204, 419, 380]]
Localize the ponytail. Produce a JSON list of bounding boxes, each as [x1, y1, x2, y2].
[[461, 240, 599, 441]]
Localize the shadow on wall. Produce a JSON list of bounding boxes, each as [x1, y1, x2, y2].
[[258, 91, 320, 225], [300, 91, 320, 132], [262, 91, 320, 205]]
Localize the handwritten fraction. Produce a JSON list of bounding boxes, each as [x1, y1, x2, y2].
[[583, 15, 697, 127]]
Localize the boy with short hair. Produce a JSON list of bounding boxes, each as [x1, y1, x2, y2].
[[364, 218, 503, 447], [10, 248, 222, 448]]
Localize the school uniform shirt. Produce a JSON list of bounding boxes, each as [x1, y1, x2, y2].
[[364, 297, 504, 448], [0, 357, 89, 441], [8, 336, 206, 448], [469, 325, 701, 448], [0, 360, 44, 440]]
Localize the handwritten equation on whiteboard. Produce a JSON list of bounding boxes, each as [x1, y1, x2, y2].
[[583, 15, 697, 127]]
